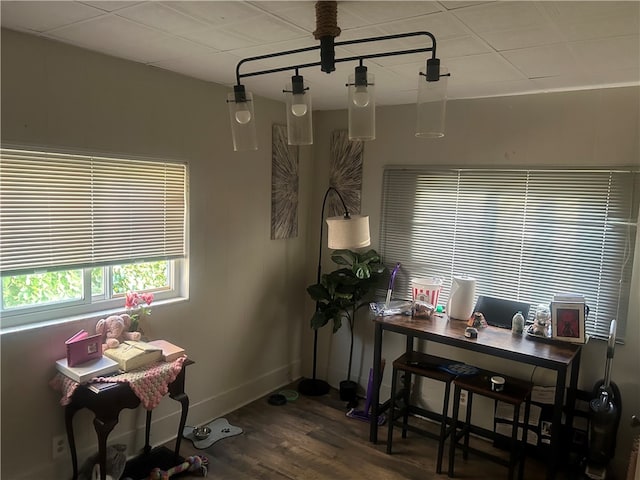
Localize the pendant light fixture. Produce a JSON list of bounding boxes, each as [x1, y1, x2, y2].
[[284, 71, 313, 145], [347, 64, 375, 141], [227, 1, 449, 151], [416, 58, 449, 138], [227, 85, 257, 151]]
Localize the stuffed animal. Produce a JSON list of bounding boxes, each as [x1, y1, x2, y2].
[[147, 455, 208, 479], [95, 314, 141, 350], [77, 444, 127, 480]]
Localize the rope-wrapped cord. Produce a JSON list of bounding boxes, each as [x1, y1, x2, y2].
[[313, 1, 341, 39]]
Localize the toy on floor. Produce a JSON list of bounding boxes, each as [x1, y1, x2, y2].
[[147, 455, 208, 479]]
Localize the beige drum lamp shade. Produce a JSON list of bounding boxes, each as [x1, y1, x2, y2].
[[326, 215, 371, 250]]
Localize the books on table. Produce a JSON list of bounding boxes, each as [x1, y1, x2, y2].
[[55, 356, 119, 383], [148, 339, 186, 362], [103, 341, 163, 371], [65, 329, 102, 367]]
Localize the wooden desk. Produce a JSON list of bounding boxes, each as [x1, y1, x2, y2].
[[369, 315, 581, 480], [65, 359, 193, 480]]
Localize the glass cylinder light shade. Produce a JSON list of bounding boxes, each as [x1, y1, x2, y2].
[[348, 71, 375, 141], [285, 83, 313, 146], [227, 90, 257, 151], [416, 66, 448, 138], [326, 215, 371, 249]]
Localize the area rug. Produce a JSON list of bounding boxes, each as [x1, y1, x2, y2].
[[183, 418, 243, 449]]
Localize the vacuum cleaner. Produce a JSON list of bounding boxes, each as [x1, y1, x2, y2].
[[585, 319, 622, 480]]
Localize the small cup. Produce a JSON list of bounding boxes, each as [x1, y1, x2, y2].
[[491, 376, 505, 392]]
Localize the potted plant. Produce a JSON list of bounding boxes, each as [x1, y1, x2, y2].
[[307, 249, 388, 403]]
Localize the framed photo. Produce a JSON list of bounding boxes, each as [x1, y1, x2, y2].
[[551, 302, 586, 343]]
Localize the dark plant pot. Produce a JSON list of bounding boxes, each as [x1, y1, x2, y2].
[[339, 380, 358, 402]]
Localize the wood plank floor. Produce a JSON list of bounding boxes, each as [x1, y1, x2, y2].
[[164, 384, 568, 480]]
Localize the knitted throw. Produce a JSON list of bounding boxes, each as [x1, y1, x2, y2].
[[51, 356, 187, 410]]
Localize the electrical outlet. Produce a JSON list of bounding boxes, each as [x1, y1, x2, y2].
[[52, 434, 68, 459], [459, 390, 468, 407]]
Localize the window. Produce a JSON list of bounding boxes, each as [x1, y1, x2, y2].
[[0, 148, 188, 329], [380, 167, 638, 340]]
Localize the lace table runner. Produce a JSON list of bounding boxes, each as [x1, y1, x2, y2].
[[51, 356, 187, 410]]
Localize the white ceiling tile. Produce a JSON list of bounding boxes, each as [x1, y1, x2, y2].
[[543, 2, 640, 42], [115, 2, 210, 34], [440, 1, 493, 11], [0, 1, 104, 32], [570, 35, 640, 72], [447, 78, 539, 99], [482, 24, 564, 51], [181, 27, 256, 51], [502, 43, 580, 79], [441, 53, 527, 83], [49, 15, 168, 55], [248, 2, 317, 33], [379, 11, 470, 40], [163, 1, 264, 26], [126, 34, 217, 64], [438, 35, 491, 60], [82, 1, 142, 13], [219, 14, 308, 44], [339, 1, 443, 26], [453, 2, 548, 33]]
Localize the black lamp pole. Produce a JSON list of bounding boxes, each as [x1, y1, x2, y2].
[[298, 186, 351, 396]]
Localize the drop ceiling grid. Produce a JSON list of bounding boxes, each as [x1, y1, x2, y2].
[[0, 0, 638, 109]]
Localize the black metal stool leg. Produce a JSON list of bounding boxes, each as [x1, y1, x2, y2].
[[448, 385, 461, 478], [463, 391, 473, 460], [387, 367, 399, 454], [436, 381, 452, 474]]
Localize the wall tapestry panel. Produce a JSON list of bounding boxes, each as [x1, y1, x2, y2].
[[328, 130, 364, 217], [271, 124, 299, 239]]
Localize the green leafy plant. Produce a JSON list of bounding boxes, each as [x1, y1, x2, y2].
[[307, 248, 388, 383], [307, 249, 387, 332]]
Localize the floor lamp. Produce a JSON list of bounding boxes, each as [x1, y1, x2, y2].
[[298, 186, 371, 396]]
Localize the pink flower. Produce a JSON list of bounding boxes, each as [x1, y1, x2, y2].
[[124, 291, 154, 333]]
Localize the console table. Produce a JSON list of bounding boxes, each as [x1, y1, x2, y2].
[[369, 315, 582, 480], [64, 359, 193, 480]]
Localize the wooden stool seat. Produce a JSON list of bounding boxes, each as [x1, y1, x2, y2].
[[448, 371, 533, 480], [387, 351, 457, 474]]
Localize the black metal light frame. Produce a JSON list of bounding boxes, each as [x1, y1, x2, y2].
[[230, 31, 445, 106]]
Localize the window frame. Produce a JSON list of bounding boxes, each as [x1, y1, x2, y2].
[[0, 145, 189, 331]]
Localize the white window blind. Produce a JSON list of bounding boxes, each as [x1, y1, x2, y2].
[[381, 167, 638, 340], [0, 148, 187, 275]]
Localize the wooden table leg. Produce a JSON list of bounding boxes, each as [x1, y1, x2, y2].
[[172, 392, 190, 455], [144, 410, 153, 454], [65, 405, 80, 480], [93, 416, 118, 480]]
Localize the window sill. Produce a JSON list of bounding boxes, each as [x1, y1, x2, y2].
[[0, 296, 189, 336]]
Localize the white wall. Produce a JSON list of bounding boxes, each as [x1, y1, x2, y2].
[[0, 28, 315, 479], [312, 87, 640, 478]]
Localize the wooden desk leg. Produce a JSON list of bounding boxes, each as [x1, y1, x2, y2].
[[172, 392, 190, 456], [65, 405, 80, 480], [370, 322, 383, 443], [144, 410, 153, 454], [93, 416, 118, 480]]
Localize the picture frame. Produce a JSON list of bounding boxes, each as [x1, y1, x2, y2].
[[551, 302, 586, 343]]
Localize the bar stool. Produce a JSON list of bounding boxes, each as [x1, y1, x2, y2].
[[387, 351, 457, 473], [448, 371, 533, 480]]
